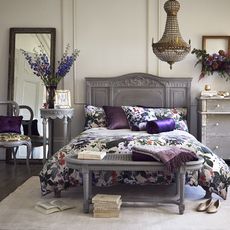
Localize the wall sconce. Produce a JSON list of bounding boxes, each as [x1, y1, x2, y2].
[[152, 0, 191, 69]]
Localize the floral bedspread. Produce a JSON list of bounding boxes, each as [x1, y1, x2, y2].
[[39, 128, 230, 199]]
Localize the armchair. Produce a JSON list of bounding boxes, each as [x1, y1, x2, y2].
[[0, 101, 31, 167]]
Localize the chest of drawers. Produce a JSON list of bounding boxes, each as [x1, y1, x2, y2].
[[197, 97, 230, 160]]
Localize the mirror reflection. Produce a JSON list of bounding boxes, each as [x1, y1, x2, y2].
[[8, 28, 56, 160]]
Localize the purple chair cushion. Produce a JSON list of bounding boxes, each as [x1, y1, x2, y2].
[[146, 118, 175, 134], [103, 106, 129, 129], [0, 116, 23, 134]]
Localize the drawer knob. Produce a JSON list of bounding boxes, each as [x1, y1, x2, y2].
[[215, 123, 219, 126], [215, 145, 219, 149], [216, 104, 220, 108]]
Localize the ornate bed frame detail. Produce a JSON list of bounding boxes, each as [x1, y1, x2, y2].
[[86, 73, 192, 128]]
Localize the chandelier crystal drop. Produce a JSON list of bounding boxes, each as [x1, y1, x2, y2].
[[152, 0, 191, 69]]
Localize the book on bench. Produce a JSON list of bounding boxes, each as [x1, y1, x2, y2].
[[77, 150, 106, 160], [34, 200, 75, 214]]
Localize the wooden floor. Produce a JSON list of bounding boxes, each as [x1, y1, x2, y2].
[[0, 161, 43, 201]]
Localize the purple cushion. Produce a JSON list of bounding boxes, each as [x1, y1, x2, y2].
[[146, 118, 175, 134], [103, 106, 129, 129], [0, 116, 23, 133], [23, 119, 40, 136]]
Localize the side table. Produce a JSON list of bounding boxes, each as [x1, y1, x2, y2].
[[40, 108, 74, 163]]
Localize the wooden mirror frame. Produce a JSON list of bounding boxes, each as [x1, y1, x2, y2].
[[7, 27, 56, 101], [202, 35, 230, 53], [7, 27, 56, 163]]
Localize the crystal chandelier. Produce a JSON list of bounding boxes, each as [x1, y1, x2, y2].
[[152, 0, 191, 69]]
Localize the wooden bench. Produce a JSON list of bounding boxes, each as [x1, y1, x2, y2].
[[65, 153, 204, 214]]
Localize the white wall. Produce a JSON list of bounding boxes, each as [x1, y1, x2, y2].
[[62, 0, 230, 137], [0, 0, 63, 100], [1, 0, 230, 155]]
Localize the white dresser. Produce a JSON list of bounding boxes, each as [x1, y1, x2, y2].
[[197, 96, 230, 160]]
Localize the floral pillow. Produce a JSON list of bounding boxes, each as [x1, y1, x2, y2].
[[153, 108, 188, 132], [84, 105, 106, 130], [122, 106, 157, 131]]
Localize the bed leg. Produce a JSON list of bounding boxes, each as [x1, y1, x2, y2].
[[54, 189, 61, 198], [203, 189, 212, 199]]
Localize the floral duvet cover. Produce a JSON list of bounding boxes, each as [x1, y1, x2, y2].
[[39, 128, 230, 199]]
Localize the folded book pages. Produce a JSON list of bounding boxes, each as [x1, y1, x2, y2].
[[34, 200, 75, 214]]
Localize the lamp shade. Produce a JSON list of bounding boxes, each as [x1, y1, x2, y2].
[[152, 0, 191, 69]]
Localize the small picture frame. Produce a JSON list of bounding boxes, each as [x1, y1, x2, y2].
[[55, 90, 71, 108]]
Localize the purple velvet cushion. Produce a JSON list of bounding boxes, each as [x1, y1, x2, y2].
[[103, 106, 129, 129], [146, 118, 175, 134], [0, 116, 23, 133], [23, 119, 40, 136]]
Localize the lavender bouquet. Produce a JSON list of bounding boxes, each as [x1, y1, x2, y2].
[[21, 44, 80, 87]]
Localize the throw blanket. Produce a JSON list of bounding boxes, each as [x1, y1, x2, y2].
[[132, 145, 198, 172]]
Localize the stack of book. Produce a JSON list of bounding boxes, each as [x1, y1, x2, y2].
[[92, 194, 122, 218], [200, 90, 217, 97], [78, 150, 106, 160]]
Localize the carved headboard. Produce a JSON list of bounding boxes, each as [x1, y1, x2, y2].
[[86, 73, 192, 127]]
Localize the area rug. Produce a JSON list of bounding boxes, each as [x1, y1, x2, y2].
[[0, 176, 229, 230]]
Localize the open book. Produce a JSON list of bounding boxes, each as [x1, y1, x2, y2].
[[35, 200, 75, 214], [78, 150, 106, 160]]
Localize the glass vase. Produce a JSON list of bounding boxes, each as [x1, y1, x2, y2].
[[46, 85, 57, 109]]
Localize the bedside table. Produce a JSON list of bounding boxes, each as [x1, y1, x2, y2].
[[40, 108, 74, 163], [197, 96, 230, 160]]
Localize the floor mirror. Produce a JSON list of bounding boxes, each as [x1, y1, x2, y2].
[[7, 27, 56, 162]]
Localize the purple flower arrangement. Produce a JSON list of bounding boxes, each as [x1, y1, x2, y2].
[[21, 44, 79, 86], [191, 48, 230, 80]]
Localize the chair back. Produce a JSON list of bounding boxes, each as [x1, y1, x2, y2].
[[19, 105, 44, 149], [19, 105, 34, 137], [0, 101, 19, 116]]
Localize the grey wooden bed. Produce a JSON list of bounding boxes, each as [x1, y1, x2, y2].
[[86, 72, 192, 128], [40, 72, 229, 204]]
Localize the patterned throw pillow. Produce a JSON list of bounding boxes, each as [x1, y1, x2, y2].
[[122, 106, 157, 131], [84, 105, 106, 130], [153, 108, 188, 132]]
